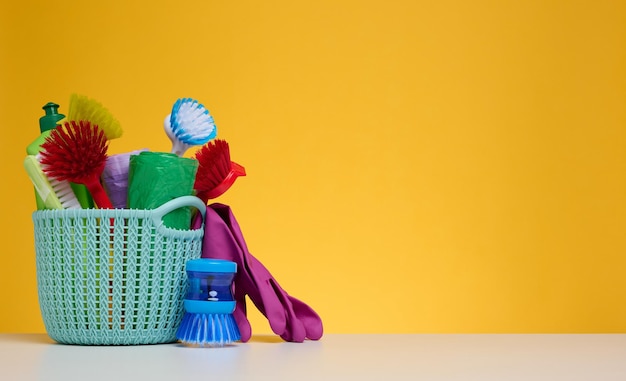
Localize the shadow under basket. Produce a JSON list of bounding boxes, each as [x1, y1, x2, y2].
[[32, 196, 207, 345]]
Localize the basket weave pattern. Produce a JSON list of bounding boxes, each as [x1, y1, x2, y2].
[[33, 207, 203, 345]]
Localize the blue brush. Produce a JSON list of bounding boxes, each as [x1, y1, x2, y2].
[[176, 258, 241, 347], [164, 98, 217, 156]]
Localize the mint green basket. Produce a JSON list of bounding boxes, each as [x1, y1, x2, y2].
[[33, 196, 206, 345]]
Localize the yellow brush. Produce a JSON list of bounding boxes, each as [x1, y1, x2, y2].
[[64, 93, 123, 140]]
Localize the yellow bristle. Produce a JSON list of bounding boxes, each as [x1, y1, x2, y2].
[[66, 93, 123, 140]]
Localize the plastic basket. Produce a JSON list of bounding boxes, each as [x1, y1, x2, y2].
[[33, 196, 207, 345]]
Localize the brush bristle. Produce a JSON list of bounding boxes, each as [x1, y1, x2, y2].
[[67, 94, 123, 140], [170, 98, 217, 145], [39, 121, 109, 183], [36, 155, 81, 209], [194, 139, 232, 193], [176, 312, 241, 347], [49, 177, 81, 209]]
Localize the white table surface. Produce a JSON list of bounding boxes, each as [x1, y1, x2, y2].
[[1, 333, 626, 380]]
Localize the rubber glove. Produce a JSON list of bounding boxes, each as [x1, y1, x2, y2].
[[195, 203, 323, 342]]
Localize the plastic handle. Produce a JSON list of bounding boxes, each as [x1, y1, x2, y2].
[[151, 196, 207, 235]]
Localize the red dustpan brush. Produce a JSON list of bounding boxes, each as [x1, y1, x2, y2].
[[194, 139, 246, 203], [40, 121, 113, 209]]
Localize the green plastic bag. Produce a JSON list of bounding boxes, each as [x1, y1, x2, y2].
[[127, 151, 199, 229]]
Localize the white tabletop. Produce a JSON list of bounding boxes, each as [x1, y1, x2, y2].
[[1, 333, 626, 380]]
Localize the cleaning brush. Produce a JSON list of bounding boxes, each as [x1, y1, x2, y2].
[[165, 98, 217, 156], [39, 121, 114, 209], [66, 93, 123, 140], [176, 258, 241, 347], [193, 139, 246, 203], [23, 155, 81, 209]]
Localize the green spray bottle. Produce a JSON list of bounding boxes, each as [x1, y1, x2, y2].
[[27, 102, 93, 209]]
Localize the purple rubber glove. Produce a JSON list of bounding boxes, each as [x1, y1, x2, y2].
[[194, 204, 323, 342]]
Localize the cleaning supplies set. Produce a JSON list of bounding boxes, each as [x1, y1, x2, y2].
[[25, 95, 323, 347]]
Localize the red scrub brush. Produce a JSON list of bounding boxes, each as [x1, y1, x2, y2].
[[39, 121, 113, 209], [193, 139, 246, 203]]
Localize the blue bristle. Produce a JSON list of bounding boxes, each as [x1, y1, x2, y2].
[[169, 98, 217, 145], [176, 312, 241, 347]]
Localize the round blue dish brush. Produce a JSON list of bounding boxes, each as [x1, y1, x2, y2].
[[165, 98, 217, 156], [176, 258, 241, 347]]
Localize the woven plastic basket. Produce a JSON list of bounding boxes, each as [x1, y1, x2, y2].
[[33, 196, 207, 345]]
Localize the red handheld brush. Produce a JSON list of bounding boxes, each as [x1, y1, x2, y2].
[[40, 121, 113, 209], [193, 139, 246, 203]]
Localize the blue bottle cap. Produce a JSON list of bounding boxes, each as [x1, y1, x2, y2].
[[186, 258, 237, 273]]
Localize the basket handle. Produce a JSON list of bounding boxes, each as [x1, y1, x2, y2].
[[150, 196, 207, 236]]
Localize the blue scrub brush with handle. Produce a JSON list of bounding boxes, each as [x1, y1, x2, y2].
[[165, 98, 217, 156], [176, 258, 241, 347]]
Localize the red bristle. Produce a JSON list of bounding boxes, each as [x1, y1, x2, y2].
[[194, 139, 232, 191], [40, 121, 109, 182], [40, 120, 112, 209]]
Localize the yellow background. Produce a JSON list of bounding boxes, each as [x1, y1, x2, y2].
[[1, 0, 625, 334]]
